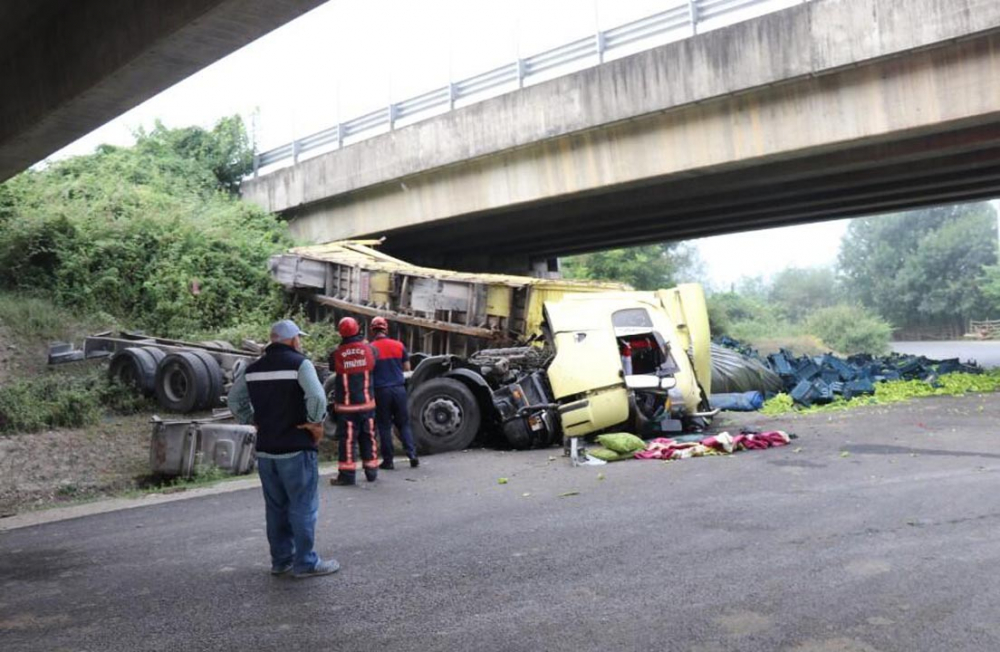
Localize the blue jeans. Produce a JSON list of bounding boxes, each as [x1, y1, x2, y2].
[[257, 450, 320, 573]]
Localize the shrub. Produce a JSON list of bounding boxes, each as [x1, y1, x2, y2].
[[0, 373, 102, 433], [805, 304, 892, 355], [0, 116, 292, 340], [0, 370, 158, 434]]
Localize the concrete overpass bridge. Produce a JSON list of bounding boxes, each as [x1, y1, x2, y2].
[[0, 0, 325, 183], [242, 0, 1000, 272]]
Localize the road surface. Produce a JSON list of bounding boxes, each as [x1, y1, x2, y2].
[[892, 340, 1000, 368], [3, 394, 1000, 651]]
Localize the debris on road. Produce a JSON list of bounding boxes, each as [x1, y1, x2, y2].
[[714, 337, 983, 408], [710, 391, 764, 411], [634, 430, 792, 461]]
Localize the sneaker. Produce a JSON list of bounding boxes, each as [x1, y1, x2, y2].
[[379, 460, 395, 470], [270, 562, 293, 576], [293, 559, 340, 579], [331, 475, 355, 486], [364, 468, 378, 482], [409, 458, 420, 468]]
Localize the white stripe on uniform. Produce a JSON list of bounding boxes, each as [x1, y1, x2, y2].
[[245, 370, 299, 382]]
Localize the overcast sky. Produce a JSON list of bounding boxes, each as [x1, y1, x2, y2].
[[53, 0, 846, 289]]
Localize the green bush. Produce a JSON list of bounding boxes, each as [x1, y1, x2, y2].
[[0, 291, 115, 340], [0, 116, 292, 340], [805, 304, 892, 355], [0, 370, 159, 434], [0, 373, 102, 433]]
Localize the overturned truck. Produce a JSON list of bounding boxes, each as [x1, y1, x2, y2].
[[273, 242, 716, 455]]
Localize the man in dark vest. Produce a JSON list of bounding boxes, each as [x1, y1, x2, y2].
[[330, 317, 380, 486], [228, 319, 339, 579], [369, 316, 419, 469]]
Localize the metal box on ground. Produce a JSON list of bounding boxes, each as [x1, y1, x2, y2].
[[150, 416, 256, 478]]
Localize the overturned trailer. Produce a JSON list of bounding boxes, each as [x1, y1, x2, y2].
[[270, 241, 626, 356]]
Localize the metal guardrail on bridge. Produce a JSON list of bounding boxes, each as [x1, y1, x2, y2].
[[253, 0, 810, 175]]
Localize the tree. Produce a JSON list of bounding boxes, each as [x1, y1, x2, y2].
[[838, 203, 997, 333], [768, 266, 840, 322], [133, 115, 255, 194], [561, 243, 698, 290]]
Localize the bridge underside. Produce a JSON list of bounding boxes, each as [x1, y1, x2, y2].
[[383, 119, 1000, 268], [0, 0, 324, 183]]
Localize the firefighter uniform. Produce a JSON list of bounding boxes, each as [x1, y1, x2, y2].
[[371, 331, 418, 468], [330, 333, 380, 484]]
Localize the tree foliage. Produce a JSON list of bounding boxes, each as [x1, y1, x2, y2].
[[768, 266, 840, 322], [805, 304, 892, 355], [0, 116, 290, 337], [838, 203, 997, 331], [561, 243, 698, 290]]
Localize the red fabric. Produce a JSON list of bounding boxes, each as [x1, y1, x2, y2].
[[634, 431, 790, 460]]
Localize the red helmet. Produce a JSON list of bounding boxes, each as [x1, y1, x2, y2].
[[337, 317, 360, 338], [371, 316, 388, 332]]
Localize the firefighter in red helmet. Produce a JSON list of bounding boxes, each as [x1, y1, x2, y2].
[[369, 316, 419, 469], [329, 317, 380, 485]]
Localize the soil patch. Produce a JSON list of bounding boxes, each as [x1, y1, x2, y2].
[[0, 414, 151, 515]]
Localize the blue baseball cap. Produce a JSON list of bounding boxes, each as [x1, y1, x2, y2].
[[270, 319, 308, 340]]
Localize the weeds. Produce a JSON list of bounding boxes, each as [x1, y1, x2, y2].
[[0, 369, 154, 434]]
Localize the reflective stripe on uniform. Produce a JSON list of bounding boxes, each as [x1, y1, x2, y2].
[[246, 370, 299, 382]]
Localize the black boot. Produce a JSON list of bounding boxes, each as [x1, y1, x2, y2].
[[364, 468, 378, 483], [409, 457, 420, 468], [331, 474, 355, 486], [379, 460, 395, 470]]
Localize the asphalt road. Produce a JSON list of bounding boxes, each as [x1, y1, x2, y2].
[[891, 340, 1000, 368], [4, 394, 1000, 651]]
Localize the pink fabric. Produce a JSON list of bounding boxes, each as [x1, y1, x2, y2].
[[634, 431, 790, 460]]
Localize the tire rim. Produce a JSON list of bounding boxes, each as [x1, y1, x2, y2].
[[163, 363, 189, 403], [422, 397, 463, 437]]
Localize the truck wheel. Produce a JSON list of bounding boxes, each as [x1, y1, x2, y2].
[[155, 351, 211, 413], [188, 350, 225, 410], [410, 378, 481, 454], [108, 347, 160, 396]]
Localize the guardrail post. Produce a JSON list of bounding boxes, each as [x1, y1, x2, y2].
[[516, 59, 526, 89], [595, 30, 606, 64], [388, 104, 398, 130], [336, 124, 343, 149], [292, 140, 301, 164], [688, 0, 698, 35], [252, 154, 260, 178], [448, 82, 456, 110]]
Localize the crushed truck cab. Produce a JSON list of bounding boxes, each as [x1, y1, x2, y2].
[[545, 285, 712, 439], [406, 284, 714, 454]]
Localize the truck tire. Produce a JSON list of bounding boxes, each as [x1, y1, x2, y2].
[[188, 350, 225, 410], [108, 347, 160, 396], [410, 378, 481, 454], [155, 351, 212, 413]]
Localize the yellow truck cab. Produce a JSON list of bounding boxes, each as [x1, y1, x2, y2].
[[544, 284, 713, 440], [406, 283, 714, 455]]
